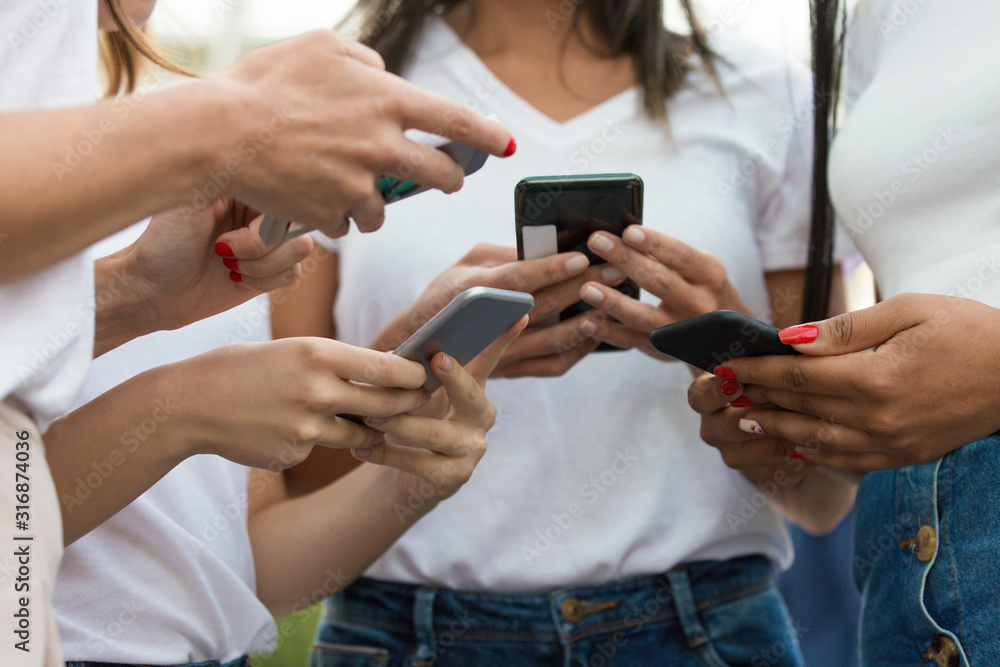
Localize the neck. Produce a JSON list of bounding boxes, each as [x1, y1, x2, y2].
[[448, 0, 609, 60]]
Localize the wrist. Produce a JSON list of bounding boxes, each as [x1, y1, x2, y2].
[[93, 250, 161, 356], [133, 364, 199, 468]]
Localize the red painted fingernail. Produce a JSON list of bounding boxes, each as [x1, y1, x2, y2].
[[714, 366, 738, 381], [788, 450, 811, 462], [730, 396, 755, 408], [223, 258, 239, 272], [229, 270, 243, 283], [779, 324, 819, 345], [502, 137, 517, 158], [720, 379, 741, 396], [214, 242, 235, 258]]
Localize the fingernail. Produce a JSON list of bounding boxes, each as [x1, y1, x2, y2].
[[365, 416, 386, 425], [438, 353, 454, 372], [565, 254, 589, 274], [623, 226, 645, 244], [588, 234, 614, 254], [580, 319, 597, 335], [502, 137, 517, 158], [719, 379, 741, 396], [788, 450, 811, 462], [778, 324, 819, 345], [714, 366, 738, 381], [352, 447, 372, 459], [229, 270, 243, 283], [581, 286, 604, 304], [730, 396, 755, 408], [223, 258, 239, 272], [214, 242, 235, 258], [739, 418, 766, 435], [602, 266, 625, 282]]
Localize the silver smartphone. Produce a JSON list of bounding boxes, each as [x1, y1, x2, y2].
[[259, 139, 491, 246], [339, 287, 532, 424], [394, 286, 534, 392]]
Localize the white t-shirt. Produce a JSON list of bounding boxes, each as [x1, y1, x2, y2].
[[335, 20, 841, 591], [830, 0, 1000, 306], [0, 0, 97, 430], [53, 223, 278, 663]]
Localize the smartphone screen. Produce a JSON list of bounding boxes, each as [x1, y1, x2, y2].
[[515, 174, 643, 340]]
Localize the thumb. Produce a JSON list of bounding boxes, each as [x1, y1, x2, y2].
[[778, 296, 921, 356], [214, 214, 278, 261], [464, 316, 530, 385]]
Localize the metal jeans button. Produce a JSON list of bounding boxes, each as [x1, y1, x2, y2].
[[916, 525, 938, 562], [926, 634, 959, 667]]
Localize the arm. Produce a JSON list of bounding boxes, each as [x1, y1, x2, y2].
[[249, 321, 527, 618], [45, 338, 429, 545], [688, 266, 859, 535], [0, 31, 514, 284]]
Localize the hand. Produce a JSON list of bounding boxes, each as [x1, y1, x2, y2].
[[687, 371, 817, 485], [356, 317, 529, 502], [213, 31, 515, 237], [123, 199, 313, 329], [369, 244, 624, 377], [720, 293, 1000, 470], [577, 224, 750, 357], [171, 338, 430, 470]]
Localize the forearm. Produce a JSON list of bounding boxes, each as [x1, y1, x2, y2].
[[92, 250, 160, 357], [762, 467, 859, 536], [0, 79, 237, 283], [43, 365, 193, 544], [251, 464, 433, 618]]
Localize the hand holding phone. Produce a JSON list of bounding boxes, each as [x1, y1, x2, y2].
[[649, 310, 800, 373]]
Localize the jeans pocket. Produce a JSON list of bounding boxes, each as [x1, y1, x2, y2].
[[311, 641, 392, 667], [699, 587, 804, 667]]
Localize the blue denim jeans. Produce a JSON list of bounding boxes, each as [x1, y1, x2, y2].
[[65, 657, 250, 667], [853, 433, 1000, 666], [311, 555, 803, 666]]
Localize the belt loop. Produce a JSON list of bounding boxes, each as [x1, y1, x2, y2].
[[667, 566, 709, 649], [412, 587, 438, 665]]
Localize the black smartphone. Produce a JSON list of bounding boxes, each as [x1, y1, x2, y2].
[[648, 310, 800, 373], [514, 173, 643, 351]]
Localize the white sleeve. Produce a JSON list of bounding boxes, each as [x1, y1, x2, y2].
[[309, 230, 341, 254], [753, 59, 856, 272]]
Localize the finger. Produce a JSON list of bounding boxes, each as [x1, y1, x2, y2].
[[319, 342, 427, 388], [352, 441, 464, 491], [724, 353, 866, 397], [335, 383, 429, 419], [688, 373, 745, 415], [464, 316, 530, 385], [383, 139, 466, 194], [502, 315, 595, 362], [392, 80, 515, 158], [428, 351, 494, 427], [579, 281, 669, 333], [493, 339, 599, 379], [774, 294, 924, 355], [318, 419, 382, 449], [578, 317, 650, 352], [530, 265, 625, 321], [587, 232, 703, 311], [347, 184, 387, 234], [215, 214, 280, 261], [488, 252, 591, 295], [710, 436, 808, 470], [333, 35, 386, 70], [363, 411, 475, 456], [739, 385, 862, 429], [621, 225, 724, 286], [222, 231, 312, 279], [738, 409, 873, 453], [805, 448, 901, 472]]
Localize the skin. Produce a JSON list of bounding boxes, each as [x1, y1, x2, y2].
[[270, 0, 851, 539], [0, 5, 515, 284]]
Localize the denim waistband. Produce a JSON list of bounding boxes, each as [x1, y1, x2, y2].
[[66, 656, 251, 667], [325, 555, 777, 645]]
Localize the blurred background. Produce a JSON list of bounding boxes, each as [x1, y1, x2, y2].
[[144, 1, 866, 665]]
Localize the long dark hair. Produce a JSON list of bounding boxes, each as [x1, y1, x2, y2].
[[341, 0, 716, 126], [804, 0, 846, 321]]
